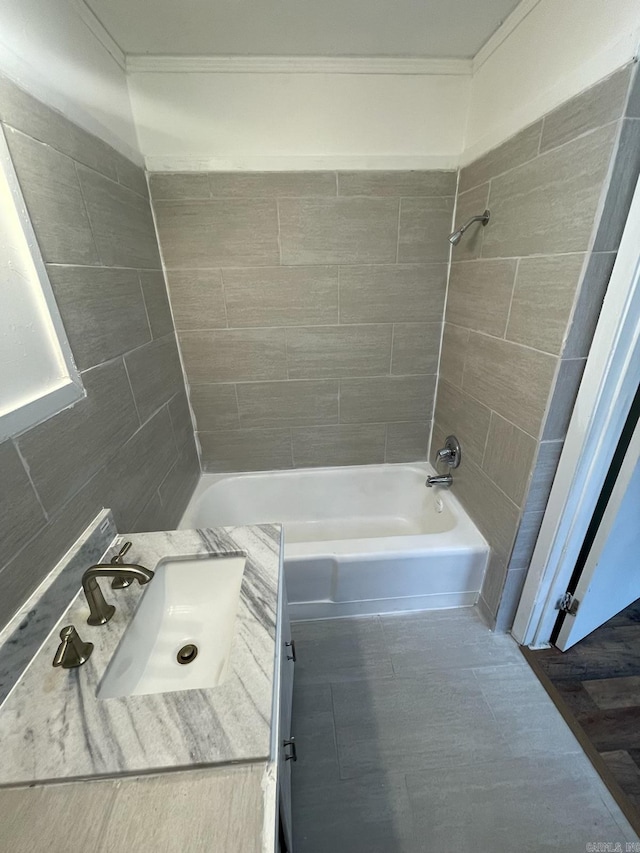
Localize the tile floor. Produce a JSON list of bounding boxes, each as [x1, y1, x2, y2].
[[290, 607, 638, 852]]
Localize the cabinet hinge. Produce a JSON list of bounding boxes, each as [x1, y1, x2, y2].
[[557, 592, 580, 616]]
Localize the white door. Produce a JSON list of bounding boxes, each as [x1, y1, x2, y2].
[[556, 408, 640, 649]]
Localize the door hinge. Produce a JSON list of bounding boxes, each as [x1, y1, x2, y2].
[[557, 592, 580, 616]]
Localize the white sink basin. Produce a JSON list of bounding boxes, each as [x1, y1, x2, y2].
[[97, 554, 246, 699]]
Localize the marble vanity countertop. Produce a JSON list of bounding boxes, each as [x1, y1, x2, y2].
[[0, 525, 282, 787]]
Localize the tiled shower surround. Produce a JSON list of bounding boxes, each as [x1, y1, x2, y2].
[[433, 63, 640, 629], [149, 171, 456, 471], [0, 75, 198, 631]]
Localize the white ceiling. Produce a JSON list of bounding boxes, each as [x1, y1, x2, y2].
[[84, 0, 523, 58]]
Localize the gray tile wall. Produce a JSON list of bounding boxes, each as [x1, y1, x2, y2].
[[0, 76, 198, 631], [433, 64, 640, 630], [150, 171, 455, 471]]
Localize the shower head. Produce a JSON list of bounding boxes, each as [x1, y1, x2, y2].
[[448, 209, 490, 246]]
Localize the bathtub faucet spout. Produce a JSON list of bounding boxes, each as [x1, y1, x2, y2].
[[425, 473, 453, 488]]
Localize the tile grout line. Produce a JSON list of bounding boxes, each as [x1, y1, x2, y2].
[[12, 439, 50, 522], [136, 270, 154, 341], [502, 257, 520, 340]]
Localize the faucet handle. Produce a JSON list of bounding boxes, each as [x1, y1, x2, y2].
[[434, 435, 462, 469], [111, 541, 132, 564], [111, 541, 134, 588], [53, 625, 93, 669]]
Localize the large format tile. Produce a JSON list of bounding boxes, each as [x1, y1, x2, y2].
[[506, 253, 585, 355], [168, 389, 196, 449], [494, 567, 529, 631], [564, 252, 616, 358], [77, 165, 161, 268], [458, 120, 543, 194], [208, 171, 337, 197], [154, 198, 280, 267], [292, 424, 386, 468], [166, 269, 227, 330], [0, 777, 118, 853], [509, 509, 545, 570], [379, 607, 494, 653], [433, 378, 491, 467], [148, 172, 211, 200], [391, 323, 441, 375], [158, 439, 201, 528], [453, 457, 521, 566], [462, 332, 557, 437], [406, 753, 628, 852], [474, 664, 584, 757], [437, 323, 469, 389], [384, 611, 522, 675], [397, 197, 453, 263], [0, 471, 117, 628], [542, 357, 587, 440], [189, 384, 240, 432], [293, 771, 414, 853], [199, 428, 293, 472], [0, 76, 119, 181], [237, 380, 339, 428], [0, 440, 46, 557], [6, 128, 98, 264], [124, 335, 184, 424], [626, 65, 640, 119], [482, 413, 538, 507], [286, 325, 392, 379], [483, 123, 617, 258], [48, 266, 150, 369], [339, 376, 435, 424], [278, 197, 399, 265], [291, 617, 392, 685], [102, 406, 177, 531], [291, 683, 340, 787], [223, 266, 338, 327], [449, 183, 490, 261], [384, 422, 429, 463], [337, 169, 456, 197], [99, 766, 265, 853], [446, 258, 517, 336], [332, 672, 508, 777], [113, 152, 148, 198], [526, 439, 564, 513], [338, 264, 447, 324], [139, 270, 174, 339], [540, 66, 632, 154], [179, 329, 287, 383], [593, 118, 640, 252], [16, 360, 139, 514], [480, 550, 509, 618]]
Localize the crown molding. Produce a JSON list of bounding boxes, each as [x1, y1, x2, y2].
[[69, 0, 126, 70], [473, 0, 543, 72], [126, 55, 473, 76]]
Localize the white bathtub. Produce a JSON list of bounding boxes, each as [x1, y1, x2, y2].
[[180, 462, 488, 620]]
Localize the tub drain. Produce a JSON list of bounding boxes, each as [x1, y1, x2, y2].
[[177, 643, 198, 665]]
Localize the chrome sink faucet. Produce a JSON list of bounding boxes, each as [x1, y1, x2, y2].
[[81, 541, 154, 625]]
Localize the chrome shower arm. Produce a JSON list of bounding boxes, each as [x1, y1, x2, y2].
[[449, 209, 490, 245]]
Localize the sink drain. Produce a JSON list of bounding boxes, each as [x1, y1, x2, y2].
[[177, 643, 198, 665]]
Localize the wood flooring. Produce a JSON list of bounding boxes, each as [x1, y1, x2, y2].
[[524, 599, 640, 836]]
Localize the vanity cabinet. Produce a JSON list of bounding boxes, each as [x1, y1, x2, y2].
[[277, 580, 295, 851]]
